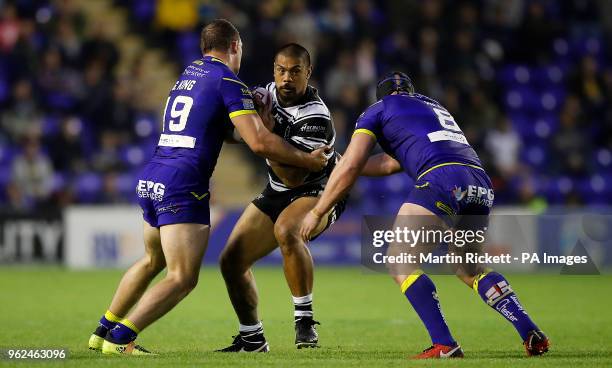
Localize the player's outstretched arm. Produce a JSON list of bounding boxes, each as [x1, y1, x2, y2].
[[231, 113, 329, 172], [300, 133, 376, 241], [361, 153, 402, 176]]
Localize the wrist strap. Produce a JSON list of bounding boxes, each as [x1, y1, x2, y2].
[[311, 208, 323, 218]]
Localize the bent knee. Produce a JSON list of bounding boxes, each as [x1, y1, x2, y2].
[[141, 253, 165, 275], [219, 243, 250, 275], [168, 272, 199, 293], [219, 248, 232, 271], [275, 227, 303, 257], [274, 223, 300, 247], [219, 251, 239, 275], [148, 255, 166, 273]]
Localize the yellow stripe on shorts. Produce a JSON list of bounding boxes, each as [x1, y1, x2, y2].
[[416, 162, 484, 180]]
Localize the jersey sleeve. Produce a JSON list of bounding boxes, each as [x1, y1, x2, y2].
[[353, 101, 383, 140], [219, 76, 257, 119]]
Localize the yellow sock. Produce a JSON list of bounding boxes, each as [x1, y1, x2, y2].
[[119, 318, 141, 334], [104, 310, 122, 323], [400, 269, 424, 294]]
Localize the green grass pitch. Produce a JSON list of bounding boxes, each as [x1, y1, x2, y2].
[[1, 267, 611, 367]]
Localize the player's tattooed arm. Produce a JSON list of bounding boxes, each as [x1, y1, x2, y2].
[[361, 153, 402, 176], [232, 113, 329, 171]]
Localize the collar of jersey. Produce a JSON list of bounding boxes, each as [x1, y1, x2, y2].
[[203, 55, 228, 66]]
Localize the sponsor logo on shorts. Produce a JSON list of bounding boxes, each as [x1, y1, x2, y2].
[[137, 180, 165, 201], [453, 185, 494, 207], [156, 204, 179, 214]]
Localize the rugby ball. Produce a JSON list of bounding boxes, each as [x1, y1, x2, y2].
[[252, 87, 272, 108]]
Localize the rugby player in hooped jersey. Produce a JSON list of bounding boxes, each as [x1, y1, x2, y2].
[[86, 20, 329, 356], [300, 72, 550, 359], [217, 43, 345, 352]]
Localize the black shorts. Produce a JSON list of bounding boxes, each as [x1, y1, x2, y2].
[[252, 183, 347, 236]]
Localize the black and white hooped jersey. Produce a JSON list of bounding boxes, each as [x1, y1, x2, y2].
[[264, 82, 336, 192]]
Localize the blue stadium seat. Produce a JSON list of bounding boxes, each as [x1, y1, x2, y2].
[[533, 116, 556, 139], [553, 38, 570, 57], [594, 148, 612, 170], [522, 144, 548, 169], [50, 172, 69, 193], [498, 65, 531, 85], [132, 0, 156, 24], [531, 65, 565, 88], [177, 31, 201, 68], [540, 176, 575, 203], [572, 35, 603, 58], [121, 145, 146, 167], [0, 78, 8, 104], [508, 113, 533, 137], [0, 144, 17, 167], [41, 116, 60, 136], [505, 88, 539, 112], [75, 172, 103, 202], [576, 174, 612, 204], [538, 87, 565, 113], [116, 172, 138, 202], [134, 115, 157, 139]]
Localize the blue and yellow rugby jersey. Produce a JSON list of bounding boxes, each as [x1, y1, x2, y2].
[[354, 93, 483, 180], [150, 56, 256, 179]]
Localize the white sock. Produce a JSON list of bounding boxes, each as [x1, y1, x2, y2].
[[292, 294, 313, 305], [239, 321, 263, 333], [293, 293, 313, 318]]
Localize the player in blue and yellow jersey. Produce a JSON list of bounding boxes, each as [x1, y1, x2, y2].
[[300, 72, 550, 359], [87, 19, 329, 356]]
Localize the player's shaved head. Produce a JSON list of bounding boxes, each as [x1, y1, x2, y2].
[[274, 43, 311, 67], [201, 19, 240, 54]]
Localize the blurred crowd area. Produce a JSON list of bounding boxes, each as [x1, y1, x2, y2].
[[1, 0, 611, 213]]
